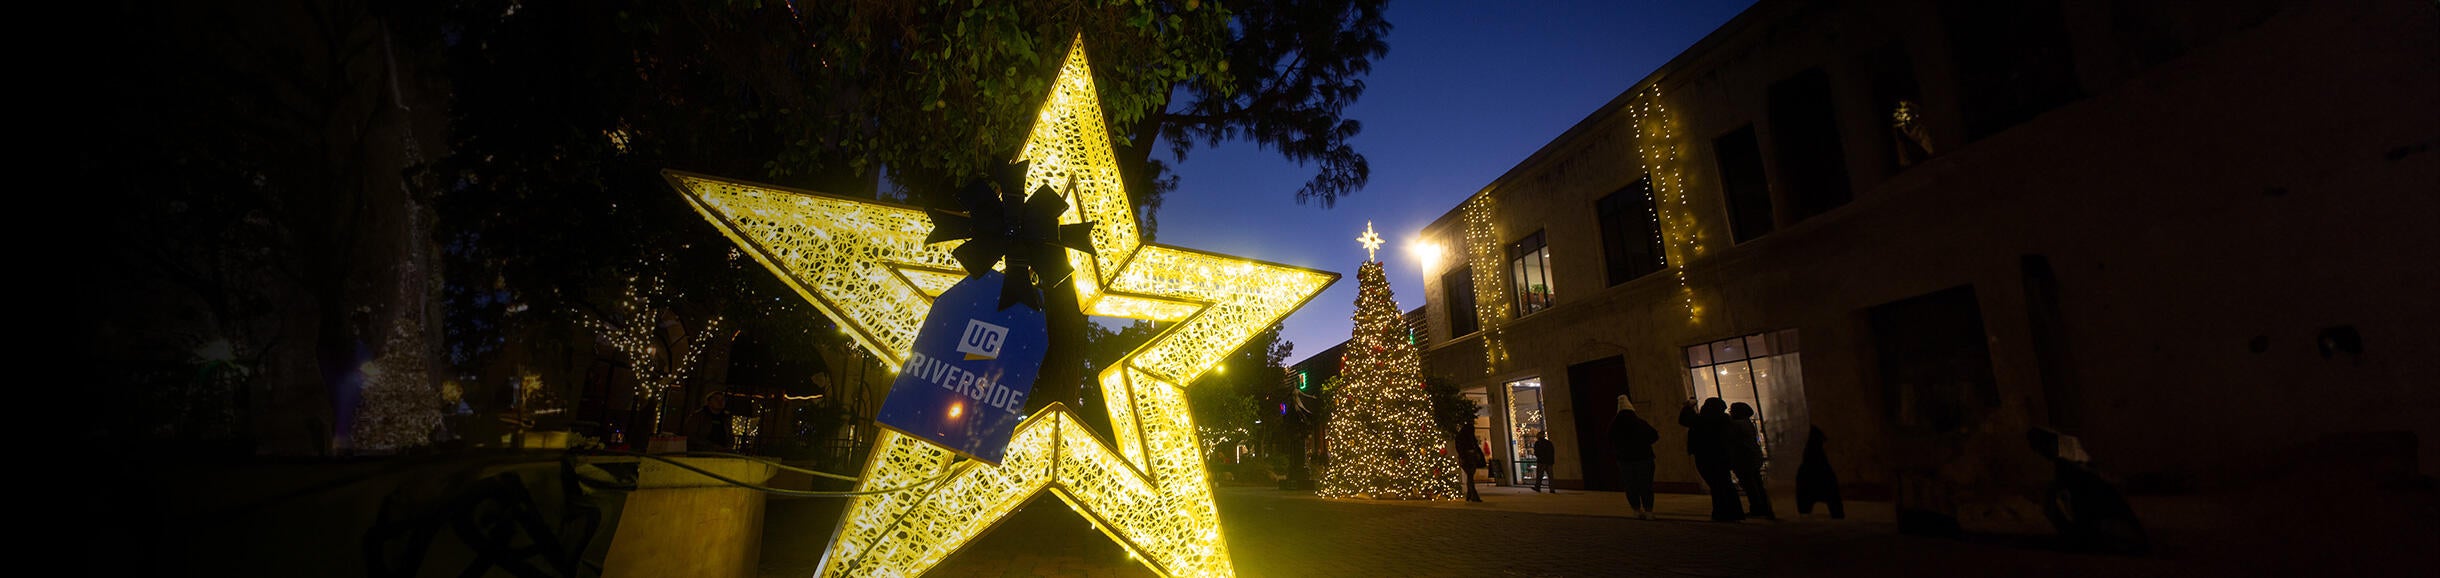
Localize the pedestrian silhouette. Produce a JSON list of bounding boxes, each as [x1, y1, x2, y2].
[[1456, 426, 1486, 502], [1796, 426, 1845, 519], [1531, 431, 1558, 493], [1679, 397, 1742, 521], [1609, 395, 1660, 519], [2029, 427, 2149, 554], [1727, 403, 1775, 519]]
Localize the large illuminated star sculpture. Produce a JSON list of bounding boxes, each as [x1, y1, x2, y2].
[[663, 41, 1336, 577]]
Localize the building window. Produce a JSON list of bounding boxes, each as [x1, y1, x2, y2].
[[1685, 329, 1809, 475], [1441, 264, 1479, 337], [1597, 176, 1667, 286], [1869, 42, 1934, 174], [2102, 0, 2197, 73], [1713, 125, 1775, 243], [1502, 377, 1547, 483], [1868, 286, 2000, 434], [1942, 0, 2083, 141], [1767, 68, 1853, 220], [1508, 230, 1554, 316]]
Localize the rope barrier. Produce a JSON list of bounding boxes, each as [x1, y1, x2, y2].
[[562, 449, 959, 498]]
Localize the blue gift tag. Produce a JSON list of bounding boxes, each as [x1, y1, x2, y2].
[[874, 271, 1047, 464]]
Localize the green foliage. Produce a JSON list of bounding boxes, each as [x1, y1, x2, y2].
[[1186, 324, 1288, 458], [758, 0, 1238, 196], [1189, 388, 1260, 457], [1424, 375, 1479, 437], [1077, 318, 1163, 431], [1156, 0, 1391, 207]]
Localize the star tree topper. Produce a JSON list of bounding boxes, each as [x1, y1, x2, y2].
[[1357, 221, 1384, 261], [663, 40, 1336, 577]]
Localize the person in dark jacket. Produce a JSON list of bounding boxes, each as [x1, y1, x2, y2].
[[1727, 403, 1775, 520], [685, 393, 735, 452], [1679, 397, 1741, 521], [1797, 426, 1844, 519], [1608, 395, 1661, 519], [1456, 426, 1486, 502], [1530, 432, 1558, 493]]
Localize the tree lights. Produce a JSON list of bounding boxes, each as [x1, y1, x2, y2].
[[665, 41, 1334, 577], [572, 262, 727, 433], [353, 320, 440, 452], [1316, 236, 1463, 501]]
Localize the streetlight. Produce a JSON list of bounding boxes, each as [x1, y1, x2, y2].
[[1409, 238, 1447, 272]]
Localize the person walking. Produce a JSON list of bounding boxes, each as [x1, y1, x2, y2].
[[1680, 397, 1742, 521], [1727, 403, 1776, 520], [1456, 426, 1486, 502], [1530, 431, 1558, 493], [1609, 395, 1661, 519], [1797, 425, 1844, 519]]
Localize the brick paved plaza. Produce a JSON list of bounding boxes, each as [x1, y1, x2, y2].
[[759, 481, 2433, 578]]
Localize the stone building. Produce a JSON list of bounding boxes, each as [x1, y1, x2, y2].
[[1408, 0, 2437, 528]]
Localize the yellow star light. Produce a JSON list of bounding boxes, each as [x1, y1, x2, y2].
[[1356, 221, 1384, 262], [663, 41, 1336, 577]]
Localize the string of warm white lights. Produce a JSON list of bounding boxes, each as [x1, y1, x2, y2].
[[1628, 87, 1702, 323], [1318, 259, 1463, 500], [573, 259, 728, 433], [1434, 87, 1702, 379], [1460, 195, 1510, 373]]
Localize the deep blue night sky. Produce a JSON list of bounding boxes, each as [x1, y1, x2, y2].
[[1148, 0, 1756, 365]]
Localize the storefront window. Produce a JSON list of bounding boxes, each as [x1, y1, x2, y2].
[[1684, 330, 1809, 476], [1503, 377, 1547, 482], [1509, 231, 1554, 316]]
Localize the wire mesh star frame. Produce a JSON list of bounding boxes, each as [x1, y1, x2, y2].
[[663, 41, 1337, 577]]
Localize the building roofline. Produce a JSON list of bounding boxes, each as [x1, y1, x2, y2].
[[1422, 0, 1783, 236]]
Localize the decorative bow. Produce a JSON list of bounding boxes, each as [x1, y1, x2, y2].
[[924, 161, 1097, 310]]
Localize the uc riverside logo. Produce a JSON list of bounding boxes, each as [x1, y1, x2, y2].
[[873, 270, 1043, 464], [958, 319, 1008, 360]]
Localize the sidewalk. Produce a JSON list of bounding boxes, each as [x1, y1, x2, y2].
[[786, 477, 2433, 577], [1286, 483, 1892, 524]]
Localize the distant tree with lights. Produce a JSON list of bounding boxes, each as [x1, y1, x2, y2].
[[574, 258, 730, 435], [1319, 224, 1463, 500], [351, 316, 441, 453], [1190, 324, 1292, 462]]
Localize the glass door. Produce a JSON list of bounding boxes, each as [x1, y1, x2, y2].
[[1503, 377, 1546, 483]]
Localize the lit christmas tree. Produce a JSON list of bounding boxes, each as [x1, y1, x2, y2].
[[353, 320, 440, 452], [353, 248, 441, 453], [1318, 223, 1463, 500]]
